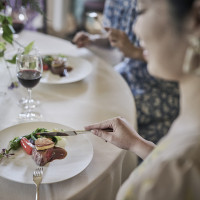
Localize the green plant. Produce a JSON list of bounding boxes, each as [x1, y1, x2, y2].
[[0, 0, 43, 88]]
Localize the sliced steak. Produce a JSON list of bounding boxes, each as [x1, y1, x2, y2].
[[32, 147, 54, 166], [32, 147, 67, 166]]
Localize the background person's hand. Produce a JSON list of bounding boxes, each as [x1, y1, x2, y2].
[[72, 31, 91, 48], [105, 27, 144, 60], [85, 117, 155, 159]]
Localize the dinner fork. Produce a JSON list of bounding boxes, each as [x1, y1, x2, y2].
[[33, 167, 43, 200]]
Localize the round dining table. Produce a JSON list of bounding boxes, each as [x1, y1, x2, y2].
[[0, 30, 137, 200]]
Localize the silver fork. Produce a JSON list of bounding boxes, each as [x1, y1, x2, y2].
[[33, 167, 43, 200]]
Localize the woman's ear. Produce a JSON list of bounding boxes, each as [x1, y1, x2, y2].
[[181, 1, 200, 76], [191, 0, 200, 37]]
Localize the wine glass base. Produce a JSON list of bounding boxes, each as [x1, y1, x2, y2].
[[18, 98, 40, 109], [18, 111, 42, 121]]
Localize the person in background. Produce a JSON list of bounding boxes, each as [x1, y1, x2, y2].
[[85, 0, 200, 199], [73, 0, 179, 146]]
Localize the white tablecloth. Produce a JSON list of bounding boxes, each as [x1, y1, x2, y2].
[[0, 31, 137, 200]]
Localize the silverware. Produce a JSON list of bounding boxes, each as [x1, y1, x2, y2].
[[36, 128, 113, 137], [33, 167, 43, 200]]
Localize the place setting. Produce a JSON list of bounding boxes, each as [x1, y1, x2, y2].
[[0, 121, 93, 184], [0, 47, 94, 196], [14, 46, 93, 121], [0, 50, 94, 197], [0, 1, 138, 200]]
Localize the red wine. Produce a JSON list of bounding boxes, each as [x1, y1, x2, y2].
[[13, 22, 24, 34], [17, 70, 41, 88]]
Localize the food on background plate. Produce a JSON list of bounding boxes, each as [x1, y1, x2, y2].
[[51, 58, 65, 75], [42, 55, 73, 77], [0, 128, 67, 166]]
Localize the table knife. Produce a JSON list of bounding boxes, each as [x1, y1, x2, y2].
[[36, 128, 113, 137]]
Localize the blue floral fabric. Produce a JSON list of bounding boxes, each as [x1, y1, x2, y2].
[[103, 0, 179, 144]]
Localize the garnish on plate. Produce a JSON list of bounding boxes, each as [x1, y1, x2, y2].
[[0, 149, 14, 161], [0, 128, 67, 166]]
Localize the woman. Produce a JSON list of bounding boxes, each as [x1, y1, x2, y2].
[[85, 0, 200, 199], [73, 0, 180, 145]]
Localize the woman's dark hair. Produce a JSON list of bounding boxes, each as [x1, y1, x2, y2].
[[169, 0, 195, 28]]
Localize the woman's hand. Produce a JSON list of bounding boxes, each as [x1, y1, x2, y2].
[[85, 117, 155, 159], [105, 28, 145, 60], [72, 31, 91, 48], [72, 31, 110, 48]]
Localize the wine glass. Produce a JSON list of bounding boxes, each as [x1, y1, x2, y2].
[[10, 6, 38, 108], [18, 93, 40, 109], [11, 6, 28, 37], [16, 48, 43, 120]]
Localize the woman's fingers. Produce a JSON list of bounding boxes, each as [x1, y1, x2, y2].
[[104, 27, 110, 32], [108, 29, 125, 48], [72, 32, 89, 47], [85, 118, 114, 131], [85, 117, 139, 150], [110, 40, 118, 47], [85, 117, 124, 132], [108, 30, 118, 40], [91, 129, 112, 142], [85, 117, 124, 131]]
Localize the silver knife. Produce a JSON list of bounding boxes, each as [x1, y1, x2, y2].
[[36, 128, 113, 137], [36, 130, 90, 137]]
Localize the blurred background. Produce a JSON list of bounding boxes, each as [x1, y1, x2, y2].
[[10, 0, 106, 40], [3, 0, 122, 67]]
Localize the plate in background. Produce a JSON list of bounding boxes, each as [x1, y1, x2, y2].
[[41, 55, 93, 84]]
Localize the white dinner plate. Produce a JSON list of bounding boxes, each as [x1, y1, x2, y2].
[[41, 55, 93, 84], [0, 122, 93, 184]]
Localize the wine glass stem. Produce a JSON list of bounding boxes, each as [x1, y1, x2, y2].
[[27, 88, 32, 110]]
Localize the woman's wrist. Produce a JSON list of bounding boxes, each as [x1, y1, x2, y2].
[[130, 136, 156, 160]]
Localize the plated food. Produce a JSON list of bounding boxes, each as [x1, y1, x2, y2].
[[40, 55, 93, 84], [42, 55, 73, 77], [0, 122, 93, 184], [0, 128, 67, 166]]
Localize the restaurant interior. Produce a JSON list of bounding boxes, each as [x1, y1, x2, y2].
[[25, 0, 105, 41], [1, 0, 197, 199], [0, 0, 137, 200]]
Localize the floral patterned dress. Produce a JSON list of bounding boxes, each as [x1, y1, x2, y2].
[[103, 0, 180, 144]]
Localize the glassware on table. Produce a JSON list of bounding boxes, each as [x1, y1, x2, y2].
[[18, 96, 40, 109], [16, 48, 43, 120], [11, 6, 27, 36], [85, 12, 103, 34], [10, 5, 33, 108]]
